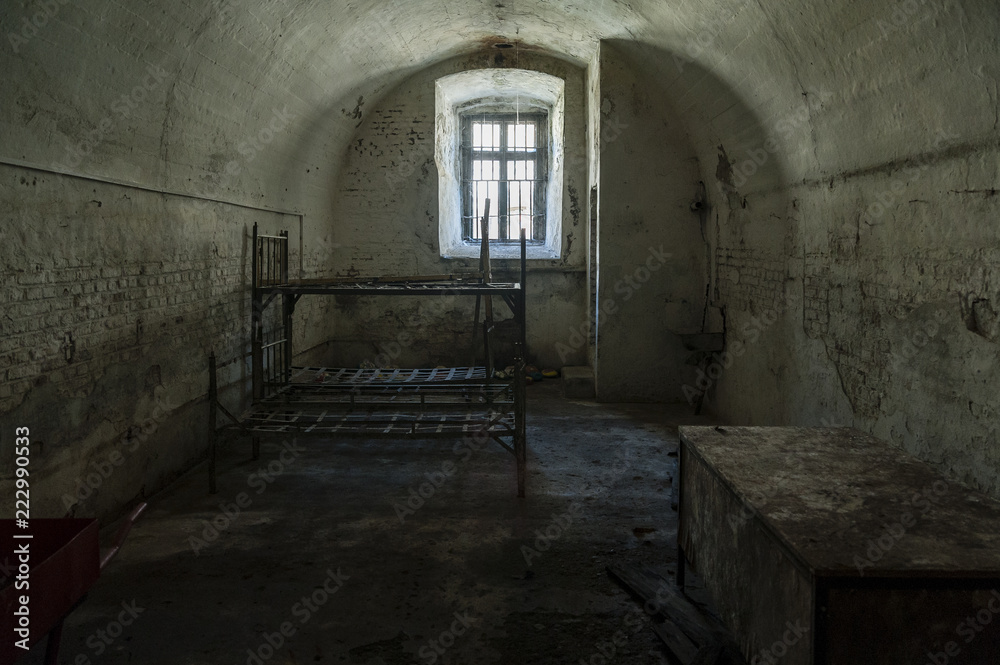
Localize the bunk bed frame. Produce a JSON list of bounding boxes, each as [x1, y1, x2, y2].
[[208, 208, 528, 496]]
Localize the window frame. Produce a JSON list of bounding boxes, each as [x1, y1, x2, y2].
[[435, 69, 565, 260], [460, 111, 548, 245]]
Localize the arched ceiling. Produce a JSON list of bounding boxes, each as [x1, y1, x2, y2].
[[2, 0, 996, 215]]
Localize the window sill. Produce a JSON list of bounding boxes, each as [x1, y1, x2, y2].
[[441, 242, 560, 260]]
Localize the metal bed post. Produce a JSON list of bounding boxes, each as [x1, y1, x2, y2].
[[519, 229, 527, 353], [514, 230, 527, 497], [267, 234, 273, 397], [281, 230, 291, 386], [250, 224, 262, 460], [514, 343, 527, 497], [479, 200, 494, 380], [209, 351, 218, 494], [251, 224, 263, 402], [223, 220, 529, 497], [271, 233, 278, 392]]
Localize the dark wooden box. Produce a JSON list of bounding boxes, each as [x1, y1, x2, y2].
[[677, 426, 1000, 665]]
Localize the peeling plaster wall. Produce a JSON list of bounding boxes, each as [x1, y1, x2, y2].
[[691, 3, 1000, 495], [586, 49, 602, 369], [2, 0, 1000, 521], [594, 43, 705, 402], [0, 164, 336, 521], [0, 1, 341, 522], [325, 50, 589, 370]]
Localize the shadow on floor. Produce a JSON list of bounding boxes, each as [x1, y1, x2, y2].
[[27, 380, 720, 665]]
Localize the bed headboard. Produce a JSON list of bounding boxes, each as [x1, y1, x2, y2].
[[251, 225, 291, 401]]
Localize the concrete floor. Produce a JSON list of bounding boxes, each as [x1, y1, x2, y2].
[[29, 382, 717, 665]]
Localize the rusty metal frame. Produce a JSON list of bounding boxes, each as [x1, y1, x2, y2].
[[209, 218, 528, 496]]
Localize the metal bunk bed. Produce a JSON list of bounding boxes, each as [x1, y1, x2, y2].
[[208, 203, 528, 496]]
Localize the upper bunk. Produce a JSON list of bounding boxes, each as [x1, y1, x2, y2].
[[256, 273, 522, 297], [252, 221, 526, 299]]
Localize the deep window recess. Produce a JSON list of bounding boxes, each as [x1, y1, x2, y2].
[[461, 113, 547, 244]]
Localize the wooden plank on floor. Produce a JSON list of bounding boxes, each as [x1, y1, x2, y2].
[[607, 564, 746, 665], [651, 622, 699, 664]]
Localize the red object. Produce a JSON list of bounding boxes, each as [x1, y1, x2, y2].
[[1, 519, 100, 663]]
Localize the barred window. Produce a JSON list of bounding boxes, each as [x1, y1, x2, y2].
[[461, 113, 547, 244], [436, 69, 563, 259]]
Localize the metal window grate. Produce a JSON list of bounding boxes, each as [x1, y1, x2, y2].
[[461, 112, 547, 243]]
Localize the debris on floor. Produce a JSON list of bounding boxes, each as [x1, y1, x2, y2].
[[607, 563, 746, 665]]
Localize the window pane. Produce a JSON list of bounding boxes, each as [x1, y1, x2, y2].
[[507, 160, 535, 181], [473, 122, 500, 150], [461, 113, 545, 242], [471, 180, 500, 240], [473, 160, 500, 181], [506, 180, 535, 240], [508, 122, 536, 152]]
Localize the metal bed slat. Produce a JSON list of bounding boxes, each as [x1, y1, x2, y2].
[[214, 221, 525, 496], [305, 410, 327, 433], [285, 366, 489, 386]]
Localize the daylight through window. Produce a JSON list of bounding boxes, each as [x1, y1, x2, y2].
[[461, 113, 547, 243]]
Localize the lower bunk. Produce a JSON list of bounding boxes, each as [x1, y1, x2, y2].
[[207, 355, 527, 496]]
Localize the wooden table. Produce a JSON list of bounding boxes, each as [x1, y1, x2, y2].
[[677, 426, 1000, 665]]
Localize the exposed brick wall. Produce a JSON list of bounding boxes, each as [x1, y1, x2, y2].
[[1, 257, 239, 409], [715, 248, 788, 316], [707, 142, 1000, 495], [327, 51, 591, 371], [0, 164, 331, 520]]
